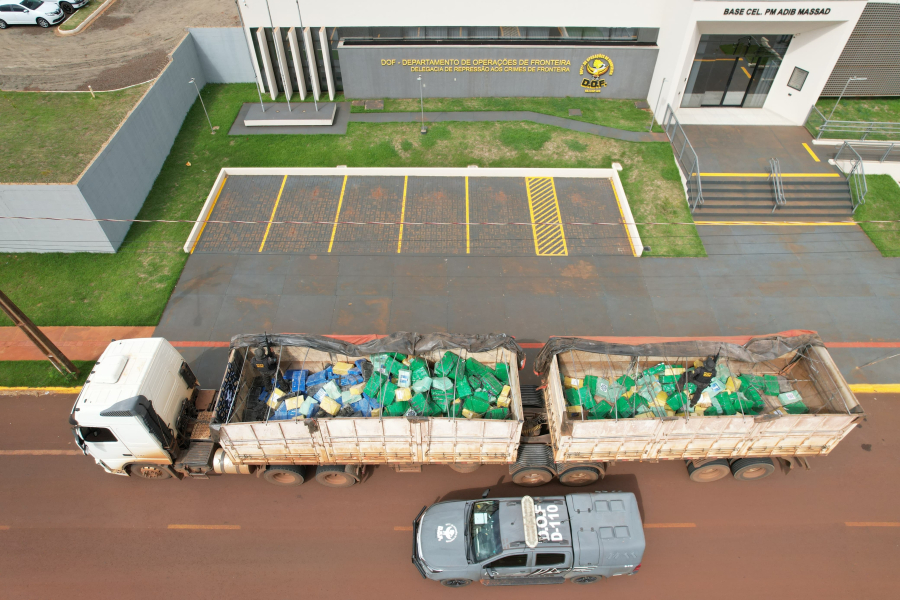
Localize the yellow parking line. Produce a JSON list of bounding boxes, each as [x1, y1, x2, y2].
[[190, 176, 227, 254], [258, 175, 288, 252], [328, 175, 348, 253], [525, 177, 568, 257], [802, 142, 821, 162], [611, 179, 637, 257], [397, 175, 408, 253], [644, 523, 696, 528], [465, 176, 470, 254], [741, 66, 752, 79], [845, 522, 900, 527], [696, 172, 840, 178], [0, 525, 9, 530], [849, 384, 900, 393], [167, 524, 241, 530]]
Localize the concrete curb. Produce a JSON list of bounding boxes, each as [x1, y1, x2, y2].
[[55, 0, 117, 37], [610, 164, 643, 257]]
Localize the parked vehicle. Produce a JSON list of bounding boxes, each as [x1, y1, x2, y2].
[[413, 491, 644, 586], [0, 0, 64, 28], [58, 0, 88, 16]]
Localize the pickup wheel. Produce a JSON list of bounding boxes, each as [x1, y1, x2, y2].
[[687, 459, 730, 483], [511, 466, 553, 487], [440, 579, 472, 587], [129, 464, 172, 480], [59, 2, 74, 14], [449, 463, 481, 474], [571, 575, 599, 584], [262, 465, 307, 486], [558, 465, 601, 487], [314, 465, 357, 488], [731, 458, 776, 481]]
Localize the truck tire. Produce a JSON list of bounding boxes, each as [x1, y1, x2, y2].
[[440, 579, 472, 587], [511, 467, 554, 487], [448, 463, 481, 474], [262, 465, 307, 486], [558, 466, 601, 487], [571, 575, 599, 584], [730, 458, 776, 481], [314, 465, 357, 488], [686, 459, 730, 483], [129, 464, 172, 479]]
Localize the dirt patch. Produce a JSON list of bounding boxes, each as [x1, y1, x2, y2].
[[92, 16, 134, 31], [81, 49, 169, 91]]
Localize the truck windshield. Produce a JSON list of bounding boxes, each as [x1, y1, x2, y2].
[[470, 500, 502, 563]]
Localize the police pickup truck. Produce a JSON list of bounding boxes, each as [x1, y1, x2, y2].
[[412, 492, 644, 587]]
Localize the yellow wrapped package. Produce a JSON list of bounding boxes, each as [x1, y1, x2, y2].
[[286, 395, 303, 411], [267, 387, 286, 409], [694, 406, 707, 416], [566, 405, 583, 416], [319, 396, 341, 416], [664, 366, 685, 376], [349, 382, 366, 396], [633, 412, 655, 420], [331, 362, 354, 375], [665, 408, 677, 417], [563, 377, 583, 389], [726, 376, 741, 392], [395, 387, 412, 402], [371, 406, 382, 417]]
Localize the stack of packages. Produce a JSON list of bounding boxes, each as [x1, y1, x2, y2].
[[264, 351, 513, 421], [563, 360, 808, 421]]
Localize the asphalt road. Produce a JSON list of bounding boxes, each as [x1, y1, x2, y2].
[[1, 392, 897, 599]]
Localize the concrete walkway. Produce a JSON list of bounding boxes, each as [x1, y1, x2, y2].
[[0, 327, 155, 361], [351, 111, 669, 143]]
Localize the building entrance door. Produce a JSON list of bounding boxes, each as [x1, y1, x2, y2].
[[682, 34, 792, 109]]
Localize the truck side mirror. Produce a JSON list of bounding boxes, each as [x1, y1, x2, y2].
[[481, 488, 490, 498]]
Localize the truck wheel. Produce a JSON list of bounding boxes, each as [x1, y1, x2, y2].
[[511, 467, 553, 487], [440, 579, 472, 587], [449, 463, 481, 474], [730, 458, 776, 481], [129, 464, 172, 480], [558, 466, 601, 487], [571, 575, 599, 584], [262, 465, 307, 486], [687, 459, 730, 483], [314, 465, 357, 488]]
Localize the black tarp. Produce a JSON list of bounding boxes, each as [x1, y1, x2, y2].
[[230, 332, 526, 368], [533, 333, 824, 376]]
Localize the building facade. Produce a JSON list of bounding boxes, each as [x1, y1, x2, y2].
[[236, 0, 897, 126]]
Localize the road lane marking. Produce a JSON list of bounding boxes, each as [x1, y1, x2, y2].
[[168, 524, 241, 530], [397, 175, 408, 253], [643, 523, 696, 528], [465, 176, 470, 254], [0, 450, 81, 456], [695, 173, 840, 178], [394, 526, 414, 531], [327, 175, 348, 253], [258, 175, 288, 252], [849, 384, 900, 393], [190, 175, 227, 254], [845, 522, 900, 527], [802, 142, 821, 162], [525, 176, 568, 256], [695, 221, 856, 227]]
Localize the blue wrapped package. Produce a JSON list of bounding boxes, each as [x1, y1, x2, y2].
[[339, 373, 364, 387], [298, 398, 319, 419], [288, 369, 309, 393], [325, 366, 338, 380], [258, 389, 271, 404], [271, 401, 289, 421], [306, 369, 328, 388], [351, 395, 370, 417]]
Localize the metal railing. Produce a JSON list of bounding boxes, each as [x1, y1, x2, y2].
[[768, 158, 786, 213], [834, 142, 868, 213], [805, 105, 900, 142], [663, 104, 703, 212]]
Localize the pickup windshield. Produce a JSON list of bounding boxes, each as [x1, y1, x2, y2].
[[470, 500, 502, 563]]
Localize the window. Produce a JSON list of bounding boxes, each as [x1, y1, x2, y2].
[[787, 67, 809, 91], [0, 6, 11, 12], [79, 427, 118, 443], [11, 3, 26, 10], [486, 554, 528, 569], [535, 553, 567, 566], [20, 0, 43, 9], [471, 501, 502, 563]]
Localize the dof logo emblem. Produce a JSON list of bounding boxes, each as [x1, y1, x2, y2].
[[437, 523, 458, 542], [579, 53, 614, 93]]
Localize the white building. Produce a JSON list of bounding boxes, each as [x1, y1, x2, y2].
[[236, 0, 893, 126]]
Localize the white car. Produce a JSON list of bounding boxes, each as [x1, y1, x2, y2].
[[0, 0, 65, 29], [58, 0, 89, 15]]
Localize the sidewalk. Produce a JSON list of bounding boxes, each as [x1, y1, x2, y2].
[[0, 327, 155, 361]]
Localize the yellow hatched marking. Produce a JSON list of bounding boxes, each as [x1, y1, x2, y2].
[[397, 176, 408, 253], [525, 177, 567, 256], [802, 142, 821, 162], [190, 176, 227, 254], [328, 175, 348, 253], [465, 176, 470, 254], [258, 175, 288, 252]]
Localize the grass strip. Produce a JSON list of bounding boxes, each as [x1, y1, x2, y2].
[[0, 361, 95, 388], [855, 174, 900, 257], [58, 0, 109, 32]]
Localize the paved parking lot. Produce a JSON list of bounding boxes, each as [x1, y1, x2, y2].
[[191, 170, 634, 257]]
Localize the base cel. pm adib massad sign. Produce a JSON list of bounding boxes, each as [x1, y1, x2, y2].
[[337, 43, 658, 99]]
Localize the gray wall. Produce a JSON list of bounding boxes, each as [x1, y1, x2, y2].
[[338, 44, 659, 99], [190, 27, 257, 83]]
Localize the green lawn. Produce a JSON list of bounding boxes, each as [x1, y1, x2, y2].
[[0, 84, 149, 183], [855, 175, 900, 257], [59, 0, 107, 31], [352, 96, 664, 133], [811, 97, 900, 141], [0, 84, 702, 327], [0, 361, 94, 388]]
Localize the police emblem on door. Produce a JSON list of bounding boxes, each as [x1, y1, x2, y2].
[[579, 53, 614, 93]]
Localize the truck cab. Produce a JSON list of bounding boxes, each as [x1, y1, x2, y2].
[[69, 338, 197, 478], [413, 491, 644, 587]]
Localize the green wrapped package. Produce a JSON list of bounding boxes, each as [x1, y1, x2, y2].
[[743, 387, 763, 406], [763, 374, 780, 396], [378, 381, 398, 407], [432, 377, 454, 391], [612, 396, 635, 419], [463, 396, 490, 418], [565, 387, 592, 407], [430, 389, 454, 410], [447, 399, 464, 418], [410, 358, 430, 381], [484, 407, 509, 420], [434, 352, 460, 378], [583, 375, 599, 395], [363, 373, 387, 398], [454, 378, 474, 399], [411, 377, 433, 394], [643, 363, 666, 376], [733, 395, 758, 414], [659, 374, 679, 384], [493, 363, 509, 385], [410, 393, 428, 414], [617, 375, 635, 389], [739, 374, 765, 394], [684, 382, 697, 395], [424, 401, 444, 417], [714, 392, 738, 416], [480, 373, 504, 395], [589, 400, 612, 419], [384, 400, 410, 417], [582, 392, 599, 411], [465, 357, 490, 378], [666, 392, 689, 412], [661, 383, 677, 395], [473, 390, 492, 404], [631, 394, 651, 409], [782, 401, 808, 414]]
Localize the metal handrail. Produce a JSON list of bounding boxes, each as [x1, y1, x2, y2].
[[834, 142, 868, 213], [768, 158, 786, 213], [663, 104, 703, 212], [805, 104, 900, 141]]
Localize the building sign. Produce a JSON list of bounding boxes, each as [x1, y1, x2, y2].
[[579, 53, 614, 93], [722, 7, 832, 16]]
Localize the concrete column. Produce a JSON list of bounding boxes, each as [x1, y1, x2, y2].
[[256, 28, 278, 100], [288, 27, 307, 100], [272, 27, 293, 101], [244, 26, 266, 94], [318, 26, 335, 101], [302, 26, 321, 101]]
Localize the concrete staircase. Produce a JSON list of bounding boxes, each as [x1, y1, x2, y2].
[[691, 177, 854, 221]]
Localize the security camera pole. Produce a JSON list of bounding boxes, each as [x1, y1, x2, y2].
[[0, 289, 78, 377], [418, 75, 427, 134]]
